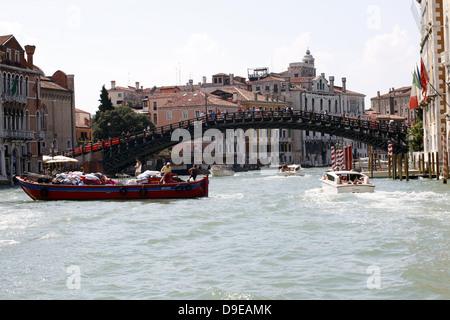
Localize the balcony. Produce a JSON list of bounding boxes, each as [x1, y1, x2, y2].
[[1, 129, 35, 140], [1, 93, 28, 105]]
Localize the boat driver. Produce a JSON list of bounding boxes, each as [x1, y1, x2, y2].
[[159, 162, 172, 184]]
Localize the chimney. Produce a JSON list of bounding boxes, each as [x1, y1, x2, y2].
[[189, 79, 194, 92], [202, 76, 207, 85], [254, 93, 258, 100], [111, 81, 116, 90], [377, 91, 380, 98], [307, 79, 312, 91], [233, 93, 237, 102], [136, 82, 140, 91], [329, 76, 335, 93], [24, 45, 36, 69], [342, 77, 347, 93], [230, 74, 234, 85]]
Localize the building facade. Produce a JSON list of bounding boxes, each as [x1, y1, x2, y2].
[[75, 108, 92, 144], [0, 35, 77, 184], [0, 35, 42, 184], [40, 71, 77, 169], [370, 87, 416, 125], [108, 81, 150, 108], [418, 0, 449, 181], [280, 51, 367, 166]]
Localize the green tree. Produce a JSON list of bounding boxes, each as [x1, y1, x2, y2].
[[409, 109, 424, 152], [92, 106, 155, 141], [98, 85, 113, 113]]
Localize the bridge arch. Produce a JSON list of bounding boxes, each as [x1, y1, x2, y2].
[[71, 110, 409, 175]]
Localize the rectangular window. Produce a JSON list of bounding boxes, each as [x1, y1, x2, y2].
[[182, 110, 188, 119], [153, 102, 157, 110], [195, 110, 200, 117], [167, 111, 172, 120]]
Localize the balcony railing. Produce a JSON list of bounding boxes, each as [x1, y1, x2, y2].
[[1, 92, 28, 104], [1, 129, 35, 140]]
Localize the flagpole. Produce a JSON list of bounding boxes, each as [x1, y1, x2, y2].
[[426, 81, 450, 109]]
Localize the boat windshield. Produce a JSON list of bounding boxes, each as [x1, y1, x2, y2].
[[337, 173, 363, 183]]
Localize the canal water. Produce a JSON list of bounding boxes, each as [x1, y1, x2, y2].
[[0, 168, 448, 300]]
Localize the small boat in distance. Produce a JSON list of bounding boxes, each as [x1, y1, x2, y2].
[[15, 173, 209, 201], [320, 170, 375, 194], [277, 164, 304, 176], [209, 165, 235, 177]]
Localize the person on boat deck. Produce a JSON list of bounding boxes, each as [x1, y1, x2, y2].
[[134, 158, 142, 177], [188, 164, 206, 181], [159, 162, 172, 184], [281, 163, 289, 172]]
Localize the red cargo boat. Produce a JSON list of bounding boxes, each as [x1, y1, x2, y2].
[[15, 174, 209, 201]]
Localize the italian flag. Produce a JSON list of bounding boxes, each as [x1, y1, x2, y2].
[[409, 69, 421, 110]]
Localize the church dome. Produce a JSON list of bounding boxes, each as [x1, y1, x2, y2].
[[302, 49, 315, 65]]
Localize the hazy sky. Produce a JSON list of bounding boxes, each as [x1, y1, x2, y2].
[[1, 0, 421, 115]]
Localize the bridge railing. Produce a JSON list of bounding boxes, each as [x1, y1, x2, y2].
[[70, 110, 409, 157]]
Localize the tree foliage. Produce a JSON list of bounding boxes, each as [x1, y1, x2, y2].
[[93, 106, 155, 141], [98, 85, 113, 113], [409, 109, 424, 152]]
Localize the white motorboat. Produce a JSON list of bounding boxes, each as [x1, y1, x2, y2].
[[209, 165, 235, 177], [277, 164, 304, 176], [320, 170, 375, 194]]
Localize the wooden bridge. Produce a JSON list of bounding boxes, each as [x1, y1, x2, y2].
[[70, 110, 410, 175]]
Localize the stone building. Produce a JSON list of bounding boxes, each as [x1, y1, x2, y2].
[[0, 34, 76, 184], [417, 0, 449, 181], [370, 87, 416, 125], [40, 71, 77, 169], [257, 50, 367, 166], [108, 80, 150, 108], [1, 35, 43, 184], [75, 108, 92, 144]]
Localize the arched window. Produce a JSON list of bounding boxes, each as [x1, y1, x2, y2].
[[1, 72, 5, 93], [25, 110, 30, 130], [36, 77, 40, 98], [7, 73, 11, 93], [25, 77, 29, 97], [36, 110, 41, 131], [52, 139, 58, 150], [19, 75, 23, 96], [20, 110, 24, 130], [40, 105, 46, 130]]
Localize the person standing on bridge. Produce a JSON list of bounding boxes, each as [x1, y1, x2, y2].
[[135, 158, 142, 177]]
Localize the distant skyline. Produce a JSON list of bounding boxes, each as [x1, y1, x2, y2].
[[0, 0, 421, 115]]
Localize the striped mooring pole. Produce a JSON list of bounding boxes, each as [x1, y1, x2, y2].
[[331, 146, 336, 170]]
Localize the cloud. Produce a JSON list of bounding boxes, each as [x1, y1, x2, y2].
[[363, 25, 415, 66], [174, 33, 229, 82], [271, 33, 311, 72], [347, 25, 418, 101], [0, 21, 39, 45]]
